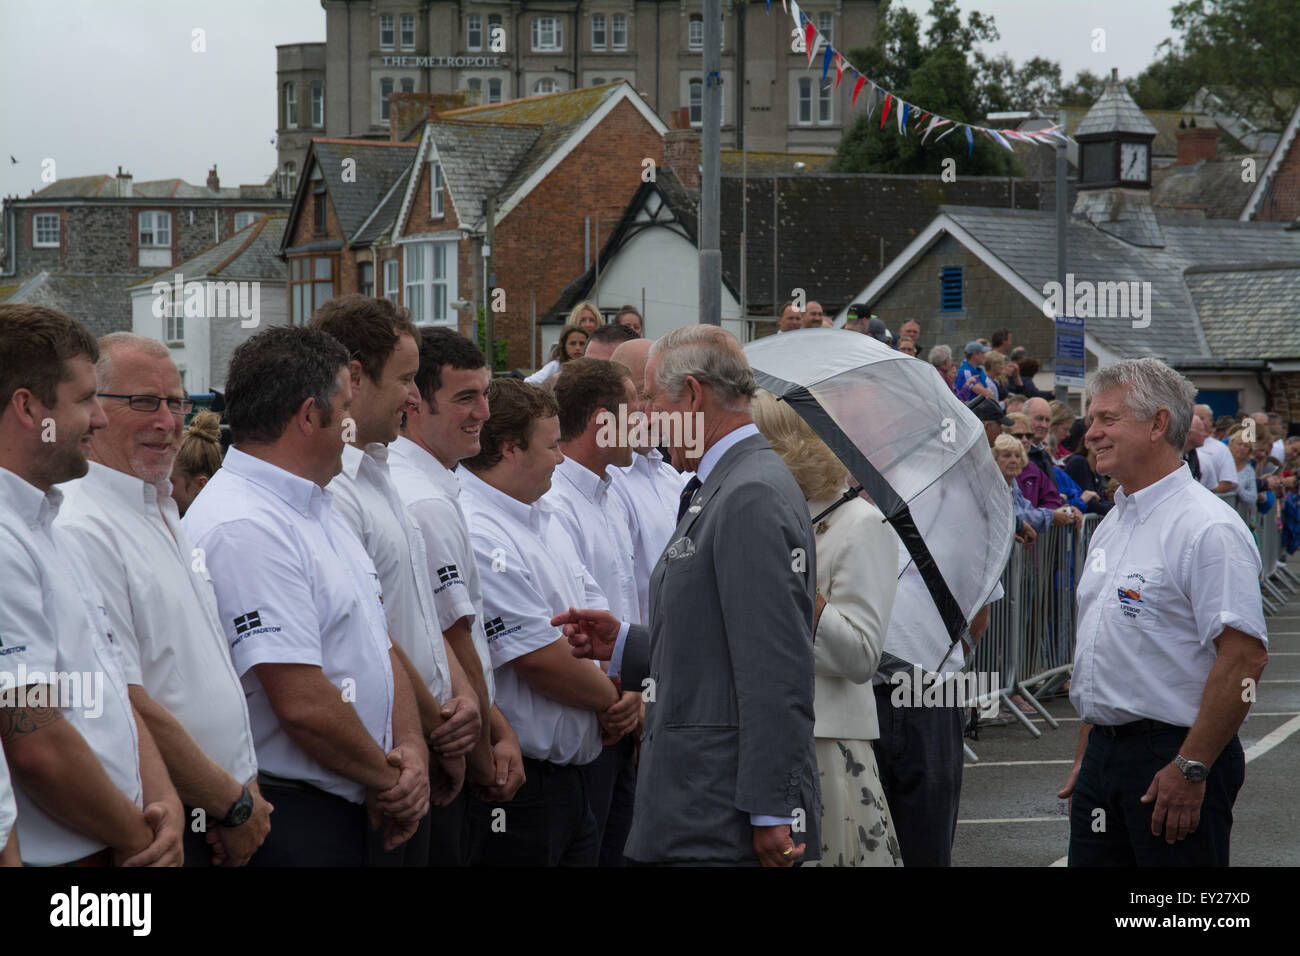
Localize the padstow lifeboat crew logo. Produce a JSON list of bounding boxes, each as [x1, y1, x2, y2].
[[1116, 572, 1146, 619]]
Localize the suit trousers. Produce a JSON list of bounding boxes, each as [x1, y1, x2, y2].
[[871, 683, 965, 866], [181, 807, 212, 867], [1069, 724, 1243, 866], [248, 779, 368, 867], [426, 784, 469, 866], [465, 756, 598, 866], [580, 736, 637, 867]]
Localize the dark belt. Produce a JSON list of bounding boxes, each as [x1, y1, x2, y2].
[[1093, 718, 1188, 738]]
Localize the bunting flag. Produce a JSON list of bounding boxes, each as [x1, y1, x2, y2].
[[760, 3, 1068, 155]]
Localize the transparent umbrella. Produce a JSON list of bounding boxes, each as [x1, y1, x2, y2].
[[745, 328, 1013, 671]]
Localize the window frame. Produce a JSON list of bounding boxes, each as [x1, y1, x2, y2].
[[313, 180, 328, 237], [311, 81, 324, 127], [466, 12, 482, 50], [591, 12, 606, 50], [815, 11, 833, 44], [404, 241, 457, 326], [165, 307, 184, 346], [689, 78, 703, 126], [282, 162, 298, 198], [139, 210, 171, 248], [688, 14, 703, 51], [380, 77, 394, 122], [384, 258, 400, 304], [359, 261, 375, 297], [289, 255, 336, 325], [488, 77, 502, 103], [32, 213, 59, 248], [532, 16, 562, 52], [233, 211, 261, 232], [534, 77, 559, 95], [400, 13, 415, 50], [379, 13, 395, 51], [429, 160, 444, 219], [284, 81, 297, 128], [611, 13, 627, 50], [400, 76, 415, 94]]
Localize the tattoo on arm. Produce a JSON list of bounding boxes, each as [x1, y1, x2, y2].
[[0, 701, 64, 743]]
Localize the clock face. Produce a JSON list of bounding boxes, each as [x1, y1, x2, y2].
[[1120, 142, 1149, 182]]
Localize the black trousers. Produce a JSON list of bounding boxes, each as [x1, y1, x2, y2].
[[872, 682, 965, 867], [1069, 723, 1244, 867], [464, 756, 598, 866], [181, 808, 212, 868], [580, 736, 637, 867], [426, 786, 469, 866], [248, 779, 368, 867]]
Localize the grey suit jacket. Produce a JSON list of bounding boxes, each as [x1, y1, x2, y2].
[[621, 432, 822, 864]]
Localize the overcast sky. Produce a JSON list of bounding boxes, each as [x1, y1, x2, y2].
[[1, 0, 1178, 210]]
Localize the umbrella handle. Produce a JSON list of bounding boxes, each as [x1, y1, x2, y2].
[[811, 484, 864, 525]]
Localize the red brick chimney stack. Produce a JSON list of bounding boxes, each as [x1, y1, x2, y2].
[[207, 165, 220, 191], [1175, 121, 1218, 166], [663, 107, 701, 190]]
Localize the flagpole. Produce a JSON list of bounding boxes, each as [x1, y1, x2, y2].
[[699, 0, 722, 326]]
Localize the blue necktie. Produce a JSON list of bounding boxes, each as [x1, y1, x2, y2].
[[677, 476, 702, 522]]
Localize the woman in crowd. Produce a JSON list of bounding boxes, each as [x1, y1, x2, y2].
[[568, 300, 603, 335], [994, 433, 1044, 543], [1227, 425, 1258, 528], [524, 324, 589, 385], [1007, 413, 1061, 509], [170, 410, 223, 517], [1048, 401, 1075, 464], [1251, 439, 1285, 516], [613, 305, 642, 337], [983, 351, 1010, 402], [752, 391, 902, 867]]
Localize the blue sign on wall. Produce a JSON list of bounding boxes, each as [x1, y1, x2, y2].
[[1055, 314, 1085, 388]]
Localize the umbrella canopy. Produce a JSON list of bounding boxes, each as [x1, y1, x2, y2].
[[745, 328, 1014, 671]]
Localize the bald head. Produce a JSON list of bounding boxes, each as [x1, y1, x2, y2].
[[1194, 404, 1213, 428], [1185, 413, 1207, 451], [1024, 397, 1052, 444], [611, 338, 653, 402]]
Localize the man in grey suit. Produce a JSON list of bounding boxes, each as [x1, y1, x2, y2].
[[554, 325, 821, 866]]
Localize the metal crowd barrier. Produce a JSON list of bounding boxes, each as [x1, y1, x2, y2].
[[1232, 495, 1300, 613]]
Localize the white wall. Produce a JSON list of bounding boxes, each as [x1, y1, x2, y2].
[[539, 227, 744, 363]]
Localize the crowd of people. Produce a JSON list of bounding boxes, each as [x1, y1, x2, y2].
[[0, 297, 1272, 869]]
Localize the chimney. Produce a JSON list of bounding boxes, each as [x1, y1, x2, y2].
[[663, 107, 701, 189], [207, 165, 220, 192], [116, 165, 132, 198], [1175, 120, 1218, 166]]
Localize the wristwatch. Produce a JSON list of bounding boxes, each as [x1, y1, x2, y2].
[[1173, 754, 1209, 783], [219, 786, 254, 827]]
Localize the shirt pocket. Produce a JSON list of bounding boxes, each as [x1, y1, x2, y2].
[[1110, 566, 1162, 630]]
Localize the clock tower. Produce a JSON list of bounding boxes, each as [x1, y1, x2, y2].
[[1072, 68, 1164, 247]]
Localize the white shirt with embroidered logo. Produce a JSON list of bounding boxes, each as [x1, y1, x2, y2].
[[1071, 462, 1267, 728], [387, 436, 494, 705], [328, 442, 453, 704], [459, 467, 608, 767], [182, 448, 394, 804], [611, 449, 689, 624], [0, 466, 141, 865], [56, 462, 258, 787], [545, 455, 641, 626]]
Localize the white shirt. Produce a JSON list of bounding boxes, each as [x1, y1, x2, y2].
[[524, 359, 560, 386], [1199, 437, 1235, 488], [1071, 462, 1267, 727], [387, 436, 494, 705], [1193, 442, 1223, 490], [0, 748, 13, 852], [0, 467, 141, 865], [329, 443, 452, 703], [459, 467, 607, 766], [1271, 437, 1284, 463], [1234, 461, 1257, 509], [56, 462, 258, 786], [611, 449, 689, 623], [183, 448, 394, 804], [544, 456, 640, 625]]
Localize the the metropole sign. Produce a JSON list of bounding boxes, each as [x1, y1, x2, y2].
[[381, 55, 505, 68]]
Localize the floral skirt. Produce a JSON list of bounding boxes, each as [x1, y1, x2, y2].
[[807, 737, 903, 867]]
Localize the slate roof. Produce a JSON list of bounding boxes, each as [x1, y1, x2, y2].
[[442, 83, 626, 209], [1186, 265, 1300, 361], [352, 168, 410, 246], [25, 176, 278, 201], [1152, 157, 1267, 219], [900, 206, 1300, 362], [2, 271, 137, 337], [423, 120, 541, 231], [720, 174, 1048, 315], [1074, 77, 1159, 139], [130, 216, 288, 288], [305, 140, 419, 242]]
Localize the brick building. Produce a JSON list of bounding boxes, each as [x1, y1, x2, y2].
[[280, 82, 670, 366], [0, 168, 287, 336], [1242, 99, 1300, 224]]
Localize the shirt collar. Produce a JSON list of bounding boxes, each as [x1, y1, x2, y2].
[[390, 435, 459, 497], [459, 465, 548, 534], [0, 465, 62, 530], [78, 460, 172, 516], [1113, 461, 1191, 524], [341, 441, 390, 481], [224, 446, 326, 518], [555, 455, 609, 503], [697, 423, 760, 484]]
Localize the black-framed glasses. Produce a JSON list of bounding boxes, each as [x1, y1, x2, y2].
[[97, 393, 194, 416], [1011, 431, 1033, 439]]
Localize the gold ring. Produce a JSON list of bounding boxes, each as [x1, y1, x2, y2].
[[781, 847, 793, 857]]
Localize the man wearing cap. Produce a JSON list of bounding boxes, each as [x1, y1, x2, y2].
[[968, 395, 1012, 448], [865, 316, 892, 345], [955, 342, 994, 399]]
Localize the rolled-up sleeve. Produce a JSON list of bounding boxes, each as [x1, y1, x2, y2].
[[1188, 521, 1267, 649]]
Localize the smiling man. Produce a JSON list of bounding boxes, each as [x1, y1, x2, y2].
[[1059, 358, 1268, 866]]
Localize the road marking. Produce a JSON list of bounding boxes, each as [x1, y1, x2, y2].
[[959, 816, 1067, 824], [965, 759, 1074, 767], [1047, 711, 1300, 866]]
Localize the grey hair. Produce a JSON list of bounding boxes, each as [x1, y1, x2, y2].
[[1088, 358, 1197, 451], [649, 325, 756, 411], [928, 344, 952, 368], [96, 332, 173, 391]]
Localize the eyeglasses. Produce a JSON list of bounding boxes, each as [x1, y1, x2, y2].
[[97, 393, 194, 416], [1011, 432, 1033, 439]]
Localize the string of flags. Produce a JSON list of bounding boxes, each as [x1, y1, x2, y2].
[[764, 0, 1072, 155]]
